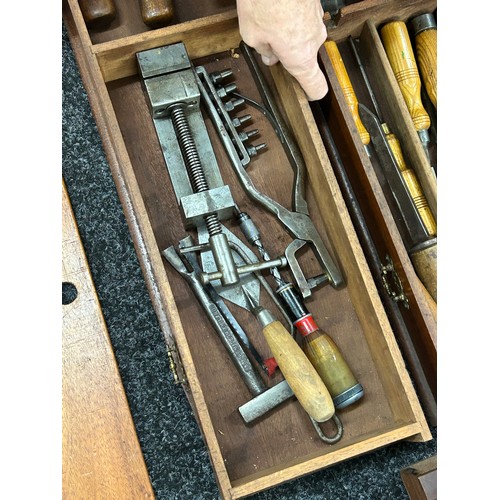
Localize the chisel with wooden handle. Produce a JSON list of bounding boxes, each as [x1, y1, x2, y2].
[[359, 103, 437, 302], [324, 38, 437, 301], [78, 0, 116, 29], [380, 21, 432, 164], [242, 288, 335, 423], [139, 0, 174, 28], [409, 13, 437, 109], [348, 36, 436, 238]]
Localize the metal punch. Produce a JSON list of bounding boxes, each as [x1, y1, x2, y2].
[[196, 51, 344, 299]]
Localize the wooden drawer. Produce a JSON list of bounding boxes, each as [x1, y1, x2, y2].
[[63, 0, 433, 498]]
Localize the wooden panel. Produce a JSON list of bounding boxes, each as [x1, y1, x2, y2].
[[62, 180, 154, 498], [401, 455, 437, 500]]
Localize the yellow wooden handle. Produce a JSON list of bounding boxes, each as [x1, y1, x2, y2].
[[380, 22, 430, 132], [262, 321, 335, 422], [301, 332, 358, 399], [79, 0, 116, 28], [384, 128, 436, 236], [410, 242, 437, 302], [139, 0, 174, 27], [324, 40, 371, 146], [415, 28, 437, 108]]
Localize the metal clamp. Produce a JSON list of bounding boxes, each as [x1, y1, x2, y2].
[[381, 254, 409, 308]]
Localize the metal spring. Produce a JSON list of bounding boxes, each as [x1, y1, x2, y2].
[[204, 213, 221, 235], [170, 105, 209, 193], [170, 105, 222, 236]]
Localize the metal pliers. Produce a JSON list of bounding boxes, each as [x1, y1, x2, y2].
[[196, 42, 344, 298]]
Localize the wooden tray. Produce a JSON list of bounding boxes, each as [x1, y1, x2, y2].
[[63, 0, 432, 497]]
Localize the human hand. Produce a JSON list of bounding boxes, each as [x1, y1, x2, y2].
[[236, 0, 328, 101]]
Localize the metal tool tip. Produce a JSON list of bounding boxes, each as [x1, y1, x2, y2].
[[241, 286, 258, 311]]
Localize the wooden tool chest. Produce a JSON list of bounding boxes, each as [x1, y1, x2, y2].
[[62, 0, 436, 498]]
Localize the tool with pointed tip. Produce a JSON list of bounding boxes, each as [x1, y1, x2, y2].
[[380, 21, 433, 165], [139, 0, 174, 28], [235, 206, 364, 409], [242, 288, 335, 423], [409, 13, 437, 109], [78, 0, 116, 29], [348, 36, 436, 238]]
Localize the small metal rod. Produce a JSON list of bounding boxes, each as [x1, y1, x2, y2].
[[200, 256, 288, 285], [227, 241, 295, 333]]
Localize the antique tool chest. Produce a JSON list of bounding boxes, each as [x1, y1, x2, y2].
[[62, 0, 436, 498]]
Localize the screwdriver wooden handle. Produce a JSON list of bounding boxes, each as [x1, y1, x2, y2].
[[383, 125, 437, 236], [412, 16, 437, 109], [78, 0, 116, 29], [262, 320, 335, 422], [324, 40, 371, 146], [380, 21, 430, 133], [139, 0, 174, 28], [410, 241, 437, 302]]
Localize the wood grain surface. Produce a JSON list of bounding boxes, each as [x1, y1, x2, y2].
[[62, 180, 154, 498]]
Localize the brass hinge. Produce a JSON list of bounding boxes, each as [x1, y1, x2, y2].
[[380, 254, 409, 309], [166, 343, 187, 385]]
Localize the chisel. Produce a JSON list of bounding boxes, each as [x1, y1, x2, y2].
[[78, 0, 116, 29], [323, 39, 437, 301], [139, 0, 174, 28], [348, 36, 436, 238], [409, 13, 437, 109], [242, 288, 335, 423], [380, 21, 432, 164]]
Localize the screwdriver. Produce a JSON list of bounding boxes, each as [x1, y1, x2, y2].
[[380, 21, 432, 164], [324, 40, 371, 157], [242, 288, 335, 423], [139, 0, 174, 28], [347, 36, 436, 238], [409, 13, 437, 109], [236, 207, 364, 409], [78, 0, 116, 29]]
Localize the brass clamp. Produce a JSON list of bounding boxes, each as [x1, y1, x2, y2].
[[381, 254, 409, 308]]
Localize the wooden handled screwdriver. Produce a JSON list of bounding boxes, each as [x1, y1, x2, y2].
[[380, 21, 432, 164], [409, 13, 437, 109], [139, 0, 174, 28], [242, 289, 335, 423], [78, 0, 116, 29]]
